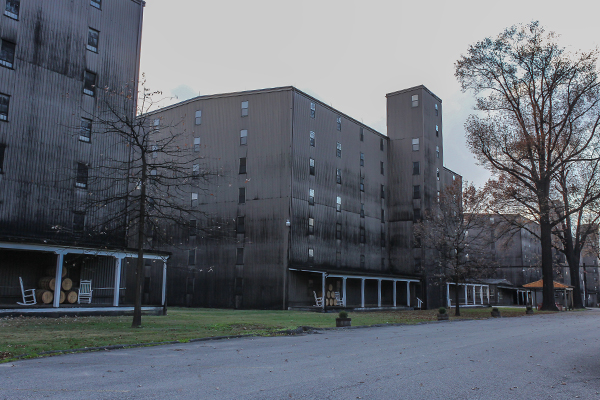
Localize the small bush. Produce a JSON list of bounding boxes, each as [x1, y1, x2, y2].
[[338, 311, 348, 319], [438, 307, 447, 314], [526, 305, 533, 311], [492, 307, 499, 312]]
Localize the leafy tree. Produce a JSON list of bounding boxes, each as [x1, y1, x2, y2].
[[415, 181, 496, 316], [455, 21, 600, 310]]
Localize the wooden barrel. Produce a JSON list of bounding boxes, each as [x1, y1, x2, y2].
[[66, 291, 78, 304], [59, 291, 66, 304], [36, 290, 53, 304], [45, 266, 68, 278], [328, 284, 333, 291], [61, 278, 73, 291], [38, 277, 56, 291]]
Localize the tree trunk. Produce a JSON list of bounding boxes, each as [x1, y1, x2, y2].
[[540, 219, 558, 311], [454, 280, 461, 317], [568, 252, 584, 309], [132, 161, 147, 328]]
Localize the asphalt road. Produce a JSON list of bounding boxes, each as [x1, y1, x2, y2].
[[2, 311, 600, 399]]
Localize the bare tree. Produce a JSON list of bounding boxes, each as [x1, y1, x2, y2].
[[455, 21, 600, 310], [80, 78, 216, 327], [415, 181, 496, 316]]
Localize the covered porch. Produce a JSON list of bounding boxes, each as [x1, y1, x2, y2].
[[0, 242, 168, 316], [288, 268, 421, 310], [446, 282, 491, 308]]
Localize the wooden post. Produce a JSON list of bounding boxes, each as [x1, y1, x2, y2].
[[464, 285, 468, 305], [479, 285, 483, 304], [377, 279, 382, 307], [322, 273, 326, 311], [472, 285, 476, 305], [161, 260, 167, 306], [113, 256, 123, 307], [393, 280, 397, 307], [53, 251, 65, 308], [446, 283, 450, 307], [342, 277, 347, 307], [361, 278, 365, 308], [487, 286, 490, 304], [406, 281, 410, 307]]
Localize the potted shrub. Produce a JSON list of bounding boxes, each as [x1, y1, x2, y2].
[[336, 310, 351, 327], [491, 307, 501, 318], [437, 307, 449, 321], [526, 305, 534, 315]]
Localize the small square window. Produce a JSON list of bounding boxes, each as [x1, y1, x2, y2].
[[236, 216, 245, 234], [336, 142, 342, 158], [76, 163, 88, 188], [360, 127, 364, 142], [188, 249, 196, 265], [192, 164, 200, 178], [241, 100, 248, 117], [0, 143, 6, 173], [239, 187, 246, 204], [336, 168, 341, 184], [360, 152, 364, 167], [239, 157, 246, 174], [194, 137, 201, 152], [360, 176, 364, 192], [413, 185, 421, 200], [83, 71, 96, 97], [336, 223, 342, 240], [380, 161, 384, 175], [4, 0, 19, 19], [194, 110, 202, 125], [411, 94, 419, 108], [437, 168, 440, 180], [150, 169, 157, 176], [191, 192, 198, 207], [310, 158, 315, 176], [153, 119, 160, 127], [435, 125, 439, 137], [0, 39, 16, 68], [413, 161, 420, 175], [381, 209, 385, 221], [380, 184, 385, 199], [412, 138, 419, 151], [309, 188, 315, 206], [310, 102, 316, 118], [0, 93, 8, 121], [189, 220, 197, 236], [308, 248, 314, 259], [336, 116, 341, 131], [79, 118, 92, 142], [87, 28, 99, 52], [308, 218, 314, 235], [236, 248, 244, 265], [380, 138, 384, 151], [310, 131, 315, 147], [90, 0, 101, 9], [435, 104, 439, 116], [360, 228, 365, 244], [436, 146, 440, 159], [336, 196, 342, 212], [414, 208, 421, 222], [152, 144, 158, 159], [360, 203, 365, 218], [240, 129, 247, 145], [73, 212, 85, 232]]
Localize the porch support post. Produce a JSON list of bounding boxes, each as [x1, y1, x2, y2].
[[53, 251, 66, 308], [161, 260, 167, 306], [361, 279, 365, 308], [377, 279, 382, 307], [464, 285, 467, 306], [393, 280, 397, 307], [487, 286, 490, 304], [113, 256, 124, 307], [322, 273, 326, 311], [406, 281, 410, 307], [342, 277, 347, 307], [446, 283, 450, 308], [480, 285, 483, 304], [472, 285, 476, 305]]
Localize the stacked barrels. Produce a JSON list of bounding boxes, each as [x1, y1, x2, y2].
[[325, 284, 338, 307], [36, 267, 78, 304]]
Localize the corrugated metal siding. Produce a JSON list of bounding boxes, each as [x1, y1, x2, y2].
[[0, 0, 142, 247]]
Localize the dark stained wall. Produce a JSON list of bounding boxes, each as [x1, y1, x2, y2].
[[0, 0, 143, 247]]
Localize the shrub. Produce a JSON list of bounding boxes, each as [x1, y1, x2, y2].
[[492, 307, 499, 312], [338, 311, 349, 319], [438, 307, 447, 314]]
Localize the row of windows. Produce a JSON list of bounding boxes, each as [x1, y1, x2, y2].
[[308, 158, 384, 177], [4, 0, 102, 20], [309, 130, 385, 152], [411, 138, 441, 158], [411, 94, 441, 118], [308, 187, 385, 207]]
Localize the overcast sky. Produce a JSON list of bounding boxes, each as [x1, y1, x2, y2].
[[139, 0, 599, 187]]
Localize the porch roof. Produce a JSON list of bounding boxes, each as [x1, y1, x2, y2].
[[0, 241, 169, 260], [523, 279, 571, 289], [289, 268, 420, 282]]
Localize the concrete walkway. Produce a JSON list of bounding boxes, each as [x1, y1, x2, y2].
[[2, 311, 600, 399]]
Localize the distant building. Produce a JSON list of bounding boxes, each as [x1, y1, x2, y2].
[[146, 85, 459, 310]]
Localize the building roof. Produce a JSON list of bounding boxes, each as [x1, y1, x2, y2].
[[523, 279, 572, 289]]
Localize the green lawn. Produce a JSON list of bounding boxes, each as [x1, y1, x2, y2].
[[0, 307, 555, 362]]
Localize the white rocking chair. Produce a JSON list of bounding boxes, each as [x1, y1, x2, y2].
[[313, 291, 323, 307], [334, 291, 345, 307], [17, 277, 37, 306], [78, 280, 93, 304]]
